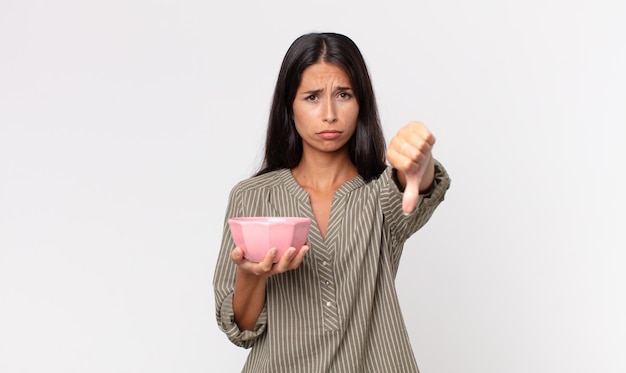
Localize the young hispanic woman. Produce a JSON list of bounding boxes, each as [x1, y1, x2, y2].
[[213, 32, 451, 372]]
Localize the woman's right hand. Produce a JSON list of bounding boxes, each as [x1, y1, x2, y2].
[[230, 245, 310, 277]]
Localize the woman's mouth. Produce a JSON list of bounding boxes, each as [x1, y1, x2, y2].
[[317, 130, 342, 140]]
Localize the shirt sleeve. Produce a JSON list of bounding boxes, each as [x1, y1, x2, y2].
[[216, 290, 268, 348], [212, 183, 269, 348], [382, 159, 451, 248]]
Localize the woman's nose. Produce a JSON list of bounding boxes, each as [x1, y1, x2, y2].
[[322, 98, 338, 123]]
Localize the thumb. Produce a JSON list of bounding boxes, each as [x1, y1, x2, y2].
[[231, 247, 246, 264], [402, 172, 420, 214]]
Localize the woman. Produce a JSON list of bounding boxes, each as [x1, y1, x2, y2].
[[213, 32, 451, 372]]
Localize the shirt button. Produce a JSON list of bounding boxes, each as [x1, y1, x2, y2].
[[322, 261, 329, 266], [324, 280, 330, 285], [326, 301, 332, 307]]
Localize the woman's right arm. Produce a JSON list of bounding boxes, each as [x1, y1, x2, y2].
[[231, 245, 309, 331], [213, 182, 309, 345]]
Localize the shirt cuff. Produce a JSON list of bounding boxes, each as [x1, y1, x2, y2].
[[391, 160, 450, 210], [218, 292, 268, 348], [419, 160, 450, 208]]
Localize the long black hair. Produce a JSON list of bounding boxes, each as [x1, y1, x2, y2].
[[256, 32, 387, 182]]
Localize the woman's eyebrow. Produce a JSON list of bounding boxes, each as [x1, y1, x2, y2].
[[300, 86, 352, 95], [300, 88, 323, 95]]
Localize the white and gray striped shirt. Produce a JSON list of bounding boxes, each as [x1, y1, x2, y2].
[[214, 161, 450, 372]]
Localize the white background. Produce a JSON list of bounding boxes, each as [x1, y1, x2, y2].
[[1, 1, 625, 372]]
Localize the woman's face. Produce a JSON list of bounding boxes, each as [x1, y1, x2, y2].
[[292, 62, 359, 155]]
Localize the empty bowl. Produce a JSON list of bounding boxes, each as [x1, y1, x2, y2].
[[228, 217, 312, 263]]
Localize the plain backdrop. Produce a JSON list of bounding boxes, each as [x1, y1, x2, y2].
[[1, 1, 625, 372]]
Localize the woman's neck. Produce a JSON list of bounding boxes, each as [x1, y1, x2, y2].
[[291, 152, 358, 193]]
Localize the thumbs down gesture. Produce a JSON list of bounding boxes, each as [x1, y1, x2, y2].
[[386, 121, 436, 214]]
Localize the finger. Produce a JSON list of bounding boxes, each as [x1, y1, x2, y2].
[[402, 172, 420, 214], [288, 245, 310, 270], [256, 247, 277, 274], [408, 121, 436, 146], [387, 143, 421, 171], [230, 247, 245, 265], [274, 247, 297, 273], [401, 140, 430, 165], [424, 132, 436, 146]]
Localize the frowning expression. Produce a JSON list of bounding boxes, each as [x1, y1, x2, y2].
[[292, 62, 359, 155]]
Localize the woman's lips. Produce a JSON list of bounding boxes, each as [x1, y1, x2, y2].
[[317, 130, 342, 140]]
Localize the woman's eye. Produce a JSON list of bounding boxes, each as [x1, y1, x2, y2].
[[338, 92, 352, 99], [305, 95, 317, 101]]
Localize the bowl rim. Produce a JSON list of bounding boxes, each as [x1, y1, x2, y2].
[[228, 216, 311, 224]]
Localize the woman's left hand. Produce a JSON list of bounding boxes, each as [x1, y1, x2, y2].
[[386, 121, 436, 214]]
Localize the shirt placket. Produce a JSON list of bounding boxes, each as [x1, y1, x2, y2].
[[316, 240, 339, 332]]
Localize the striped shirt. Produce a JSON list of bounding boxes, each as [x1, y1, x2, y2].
[[213, 161, 451, 372]]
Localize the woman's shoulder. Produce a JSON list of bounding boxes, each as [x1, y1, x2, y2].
[[231, 169, 290, 193], [364, 166, 393, 187]]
